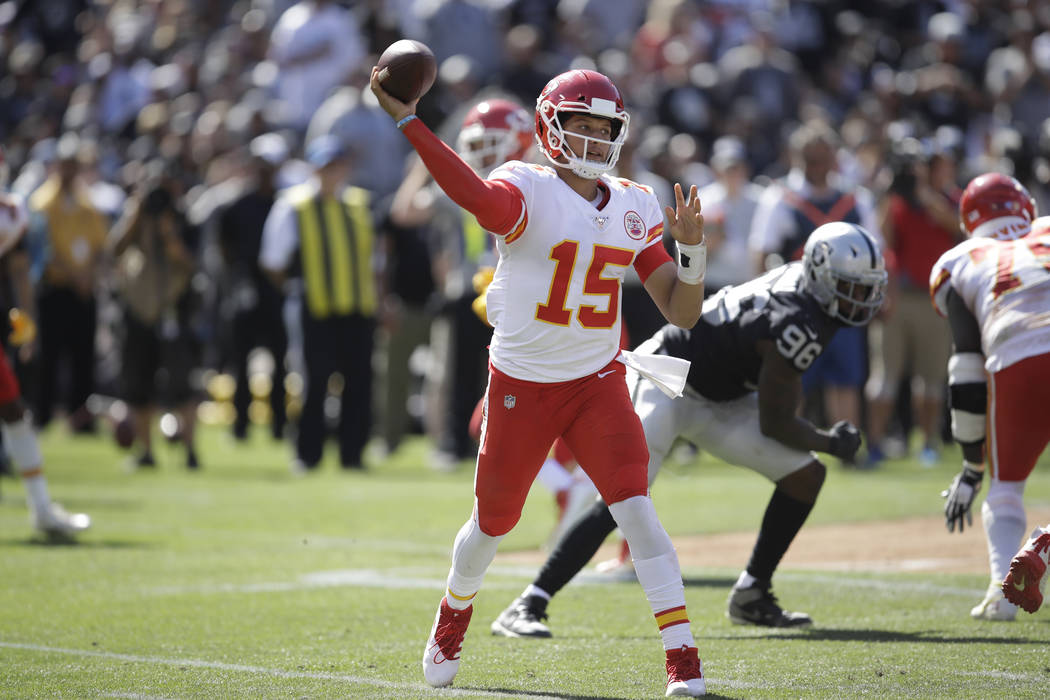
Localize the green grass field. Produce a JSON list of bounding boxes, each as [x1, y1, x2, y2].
[[2, 426, 1049, 699]]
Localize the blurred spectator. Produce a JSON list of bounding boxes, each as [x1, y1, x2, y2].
[[865, 139, 961, 467], [718, 13, 803, 174], [496, 23, 559, 109], [900, 11, 986, 133], [1006, 32, 1050, 146], [306, 86, 411, 203], [218, 133, 290, 442], [749, 120, 880, 457], [26, 133, 109, 432], [267, 0, 366, 131], [556, 0, 647, 56], [259, 135, 377, 472], [698, 135, 762, 293], [108, 164, 202, 469], [12, 0, 87, 57], [95, 42, 154, 137], [375, 172, 436, 458], [416, 0, 505, 82]]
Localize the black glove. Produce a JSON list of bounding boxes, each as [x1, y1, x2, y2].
[[826, 420, 862, 461], [941, 463, 983, 533]]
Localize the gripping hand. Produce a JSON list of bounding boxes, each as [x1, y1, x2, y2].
[[941, 463, 983, 533], [826, 420, 862, 461]]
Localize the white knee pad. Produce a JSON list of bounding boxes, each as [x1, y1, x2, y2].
[[608, 495, 673, 560]]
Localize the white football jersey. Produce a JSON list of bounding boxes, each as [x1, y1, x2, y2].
[[930, 232, 1050, 372], [485, 161, 668, 382], [0, 191, 28, 258]]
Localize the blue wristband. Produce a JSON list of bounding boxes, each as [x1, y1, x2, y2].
[[396, 115, 418, 130]]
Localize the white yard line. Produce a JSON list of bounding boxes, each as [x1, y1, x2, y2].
[[0, 642, 557, 699], [3, 641, 1040, 697]]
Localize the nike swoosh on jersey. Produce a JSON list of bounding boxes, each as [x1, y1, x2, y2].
[[597, 370, 616, 378]]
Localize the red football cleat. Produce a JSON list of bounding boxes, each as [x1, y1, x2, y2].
[[665, 644, 705, 697], [1002, 530, 1050, 614], [422, 598, 472, 687]]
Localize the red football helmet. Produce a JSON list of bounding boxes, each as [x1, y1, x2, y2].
[[959, 173, 1037, 240], [535, 69, 630, 179], [456, 98, 532, 174]]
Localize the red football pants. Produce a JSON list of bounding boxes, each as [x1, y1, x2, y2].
[[474, 357, 648, 536], [988, 352, 1050, 481]]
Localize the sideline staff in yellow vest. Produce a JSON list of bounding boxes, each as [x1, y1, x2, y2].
[[259, 135, 376, 471]]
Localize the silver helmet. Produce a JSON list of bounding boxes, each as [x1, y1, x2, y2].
[[802, 222, 887, 326]]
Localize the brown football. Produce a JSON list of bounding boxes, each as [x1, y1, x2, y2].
[[376, 39, 437, 103]]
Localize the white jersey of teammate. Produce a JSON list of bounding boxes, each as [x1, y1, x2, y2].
[[0, 191, 28, 258], [485, 161, 666, 382], [930, 230, 1050, 372]]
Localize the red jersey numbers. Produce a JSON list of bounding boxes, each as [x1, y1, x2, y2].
[[536, 240, 633, 328], [969, 238, 1050, 300]]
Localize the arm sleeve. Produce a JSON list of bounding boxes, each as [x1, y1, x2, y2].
[[401, 118, 524, 235], [946, 288, 982, 353]]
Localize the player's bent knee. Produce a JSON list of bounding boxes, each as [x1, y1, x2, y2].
[[476, 510, 521, 537], [602, 483, 648, 507], [777, 459, 826, 503]]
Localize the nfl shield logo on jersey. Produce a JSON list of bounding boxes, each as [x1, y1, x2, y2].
[[503, 394, 516, 409], [624, 211, 645, 240]]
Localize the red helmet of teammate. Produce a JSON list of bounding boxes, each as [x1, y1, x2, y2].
[[534, 69, 630, 180], [959, 173, 1037, 241], [456, 98, 532, 174]]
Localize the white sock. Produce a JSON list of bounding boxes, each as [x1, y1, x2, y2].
[[982, 480, 1026, 582], [2, 417, 49, 513], [536, 458, 573, 493], [23, 475, 50, 514], [523, 584, 551, 601], [444, 515, 503, 610], [609, 496, 696, 650], [735, 571, 757, 589]]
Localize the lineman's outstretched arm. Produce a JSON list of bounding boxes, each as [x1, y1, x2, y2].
[[756, 340, 860, 461]]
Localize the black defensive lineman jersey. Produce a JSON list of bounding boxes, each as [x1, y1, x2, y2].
[[660, 263, 840, 401]]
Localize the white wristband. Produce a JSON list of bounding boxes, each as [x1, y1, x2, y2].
[[676, 240, 706, 285]]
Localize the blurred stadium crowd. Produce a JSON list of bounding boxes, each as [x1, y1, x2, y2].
[[1, 0, 1049, 471]]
